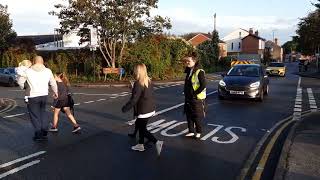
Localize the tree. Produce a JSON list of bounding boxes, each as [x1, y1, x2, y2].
[[282, 36, 299, 55], [296, 0, 320, 55], [0, 4, 17, 67], [263, 47, 272, 65], [210, 30, 220, 63], [50, 0, 171, 68], [197, 30, 220, 71]]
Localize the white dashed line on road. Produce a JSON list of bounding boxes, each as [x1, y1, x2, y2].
[[84, 101, 95, 104], [3, 113, 27, 118], [307, 88, 318, 112], [96, 99, 106, 101], [0, 151, 45, 169], [0, 160, 41, 179]]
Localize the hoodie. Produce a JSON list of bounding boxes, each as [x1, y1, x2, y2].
[[18, 64, 58, 98]]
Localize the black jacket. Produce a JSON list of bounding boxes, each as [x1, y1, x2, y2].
[[122, 81, 155, 115]]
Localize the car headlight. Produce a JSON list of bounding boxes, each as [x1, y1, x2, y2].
[[250, 81, 260, 88], [219, 80, 226, 87], [266, 68, 271, 71]]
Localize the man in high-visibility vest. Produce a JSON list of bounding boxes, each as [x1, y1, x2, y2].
[[183, 52, 207, 139]]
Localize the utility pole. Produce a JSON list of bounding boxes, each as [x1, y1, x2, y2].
[[214, 13, 216, 31]]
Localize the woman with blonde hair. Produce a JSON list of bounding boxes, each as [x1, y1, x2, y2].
[[48, 72, 81, 133], [122, 63, 163, 156]]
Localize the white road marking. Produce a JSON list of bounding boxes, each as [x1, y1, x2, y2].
[[110, 96, 118, 99], [8, 90, 24, 92], [293, 77, 302, 121], [84, 101, 94, 104], [96, 99, 106, 101], [307, 88, 318, 112], [0, 160, 40, 179], [74, 103, 80, 106], [0, 151, 45, 169], [3, 113, 26, 118]]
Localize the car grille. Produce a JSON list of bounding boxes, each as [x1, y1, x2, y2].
[[226, 86, 248, 91]]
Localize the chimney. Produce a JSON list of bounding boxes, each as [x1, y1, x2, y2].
[[249, 28, 253, 34], [274, 38, 278, 45], [254, 30, 259, 36]]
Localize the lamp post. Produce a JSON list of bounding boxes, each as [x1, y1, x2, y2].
[[88, 25, 97, 82]]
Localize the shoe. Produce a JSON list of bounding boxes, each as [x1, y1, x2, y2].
[[131, 144, 145, 152], [48, 127, 58, 132], [156, 141, 163, 156], [41, 130, 48, 137], [185, 133, 195, 137], [72, 126, 81, 133], [195, 133, 201, 138]]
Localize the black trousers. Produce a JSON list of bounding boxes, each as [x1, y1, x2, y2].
[[136, 117, 157, 144], [186, 113, 202, 134], [27, 96, 48, 137]]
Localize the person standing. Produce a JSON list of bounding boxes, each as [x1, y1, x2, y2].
[[183, 53, 207, 139], [122, 63, 163, 156], [18, 56, 58, 141], [48, 72, 81, 133]]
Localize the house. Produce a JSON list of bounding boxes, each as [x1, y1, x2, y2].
[[186, 33, 228, 58], [221, 28, 250, 55], [241, 29, 266, 59], [265, 38, 283, 62]]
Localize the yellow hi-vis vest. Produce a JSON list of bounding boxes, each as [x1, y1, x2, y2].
[[191, 69, 206, 100]]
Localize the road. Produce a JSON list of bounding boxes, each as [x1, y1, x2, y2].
[[0, 62, 319, 180]]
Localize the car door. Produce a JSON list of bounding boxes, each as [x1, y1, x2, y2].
[[0, 68, 4, 83]]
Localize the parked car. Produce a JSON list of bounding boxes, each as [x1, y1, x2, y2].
[[218, 64, 269, 102], [0, 67, 17, 87]]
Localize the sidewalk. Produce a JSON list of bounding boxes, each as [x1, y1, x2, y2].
[[297, 61, 320, 79], [275, 112, 320, 180]]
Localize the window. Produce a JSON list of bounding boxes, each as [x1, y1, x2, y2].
[[238, 42, 241, 49], [239, 32, 242, 38], [231, 43, 234, 50]]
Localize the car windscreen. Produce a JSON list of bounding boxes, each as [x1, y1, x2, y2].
[[269, 63, 284, 67], [227, 66, 260, 77]]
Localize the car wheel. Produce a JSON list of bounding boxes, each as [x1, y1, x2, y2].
[[8, 78, 15, 87], [257, 90, 264, 102], [218, 95, 224, 100]]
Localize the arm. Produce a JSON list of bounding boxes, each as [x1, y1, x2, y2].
[[194, 70, 206, 95], [17, 76, 27, 90], [48, 71, 58, 96], [122, 82, 143, 113]]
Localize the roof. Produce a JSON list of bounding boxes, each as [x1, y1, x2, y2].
[[265, 40, 281, 48], [242, 34, 266, 41], [17, 34, 63, 45], [187, 33, 226, 46]]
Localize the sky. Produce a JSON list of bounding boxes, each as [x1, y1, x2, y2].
[[0, 0, 317, 45]]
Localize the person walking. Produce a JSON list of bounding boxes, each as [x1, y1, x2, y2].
[[17, 56, 58, 141], [183, 52, 207, 139], [48, 72, 81, 133], [122, 63, 163, 156]]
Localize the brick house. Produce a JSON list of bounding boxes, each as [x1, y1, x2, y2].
[[241, 29, 266, 58], [187, 33, 228, 58]]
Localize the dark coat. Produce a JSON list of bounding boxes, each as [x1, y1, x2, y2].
[[184, 65, 207, 119], [122, 81, 155, 115]]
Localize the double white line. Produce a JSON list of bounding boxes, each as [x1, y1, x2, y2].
[[293, 77, 302, 121], [0, 151, 45, 179], [307, 88, 318, 112]]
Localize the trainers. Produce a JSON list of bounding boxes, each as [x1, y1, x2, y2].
[[195, 133, 201, 138], [131, 144, 145, 152], [156, 141, 163, 156], [48, 127, 58, 132], [72, 126, 81, 133], [185, 133, 195, 137]]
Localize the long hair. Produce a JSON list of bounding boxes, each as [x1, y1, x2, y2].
[[55, 72, 70, 87], [134, 63, 150, 88]]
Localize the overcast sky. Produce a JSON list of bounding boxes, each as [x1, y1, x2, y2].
[[0, 0, 317, 45]]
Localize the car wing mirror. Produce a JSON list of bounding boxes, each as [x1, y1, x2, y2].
[[221, 73, 226, 77]]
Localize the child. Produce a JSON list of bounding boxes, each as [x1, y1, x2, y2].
[[48, 72, 81, 133], [16, 60, 32, 103]]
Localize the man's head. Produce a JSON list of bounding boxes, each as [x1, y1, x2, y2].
[[33, 56, 44, 65]]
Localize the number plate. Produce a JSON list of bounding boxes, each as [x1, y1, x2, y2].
[[230, 90, 245, 95]]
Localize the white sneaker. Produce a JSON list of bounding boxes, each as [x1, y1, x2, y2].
[[156, 141, 163, 156], [131, 144, 145, 152], [195, 133, 201, 138], [185, 133, 195, 137]]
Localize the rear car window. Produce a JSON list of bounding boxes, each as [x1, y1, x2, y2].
[[269, 63, 284, 67]]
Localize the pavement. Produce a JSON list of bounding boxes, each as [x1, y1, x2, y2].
[[275, 112, 320, 180], [296, 60, 320, 79]]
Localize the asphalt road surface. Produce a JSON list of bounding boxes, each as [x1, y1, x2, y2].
[[0, 62, 319, 180]]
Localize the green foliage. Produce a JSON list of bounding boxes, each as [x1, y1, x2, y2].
[[296, 1, 320, 55], [282, 37, 299, 54], [123, 35, 193, 80], [263, 48, 272, 65]]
